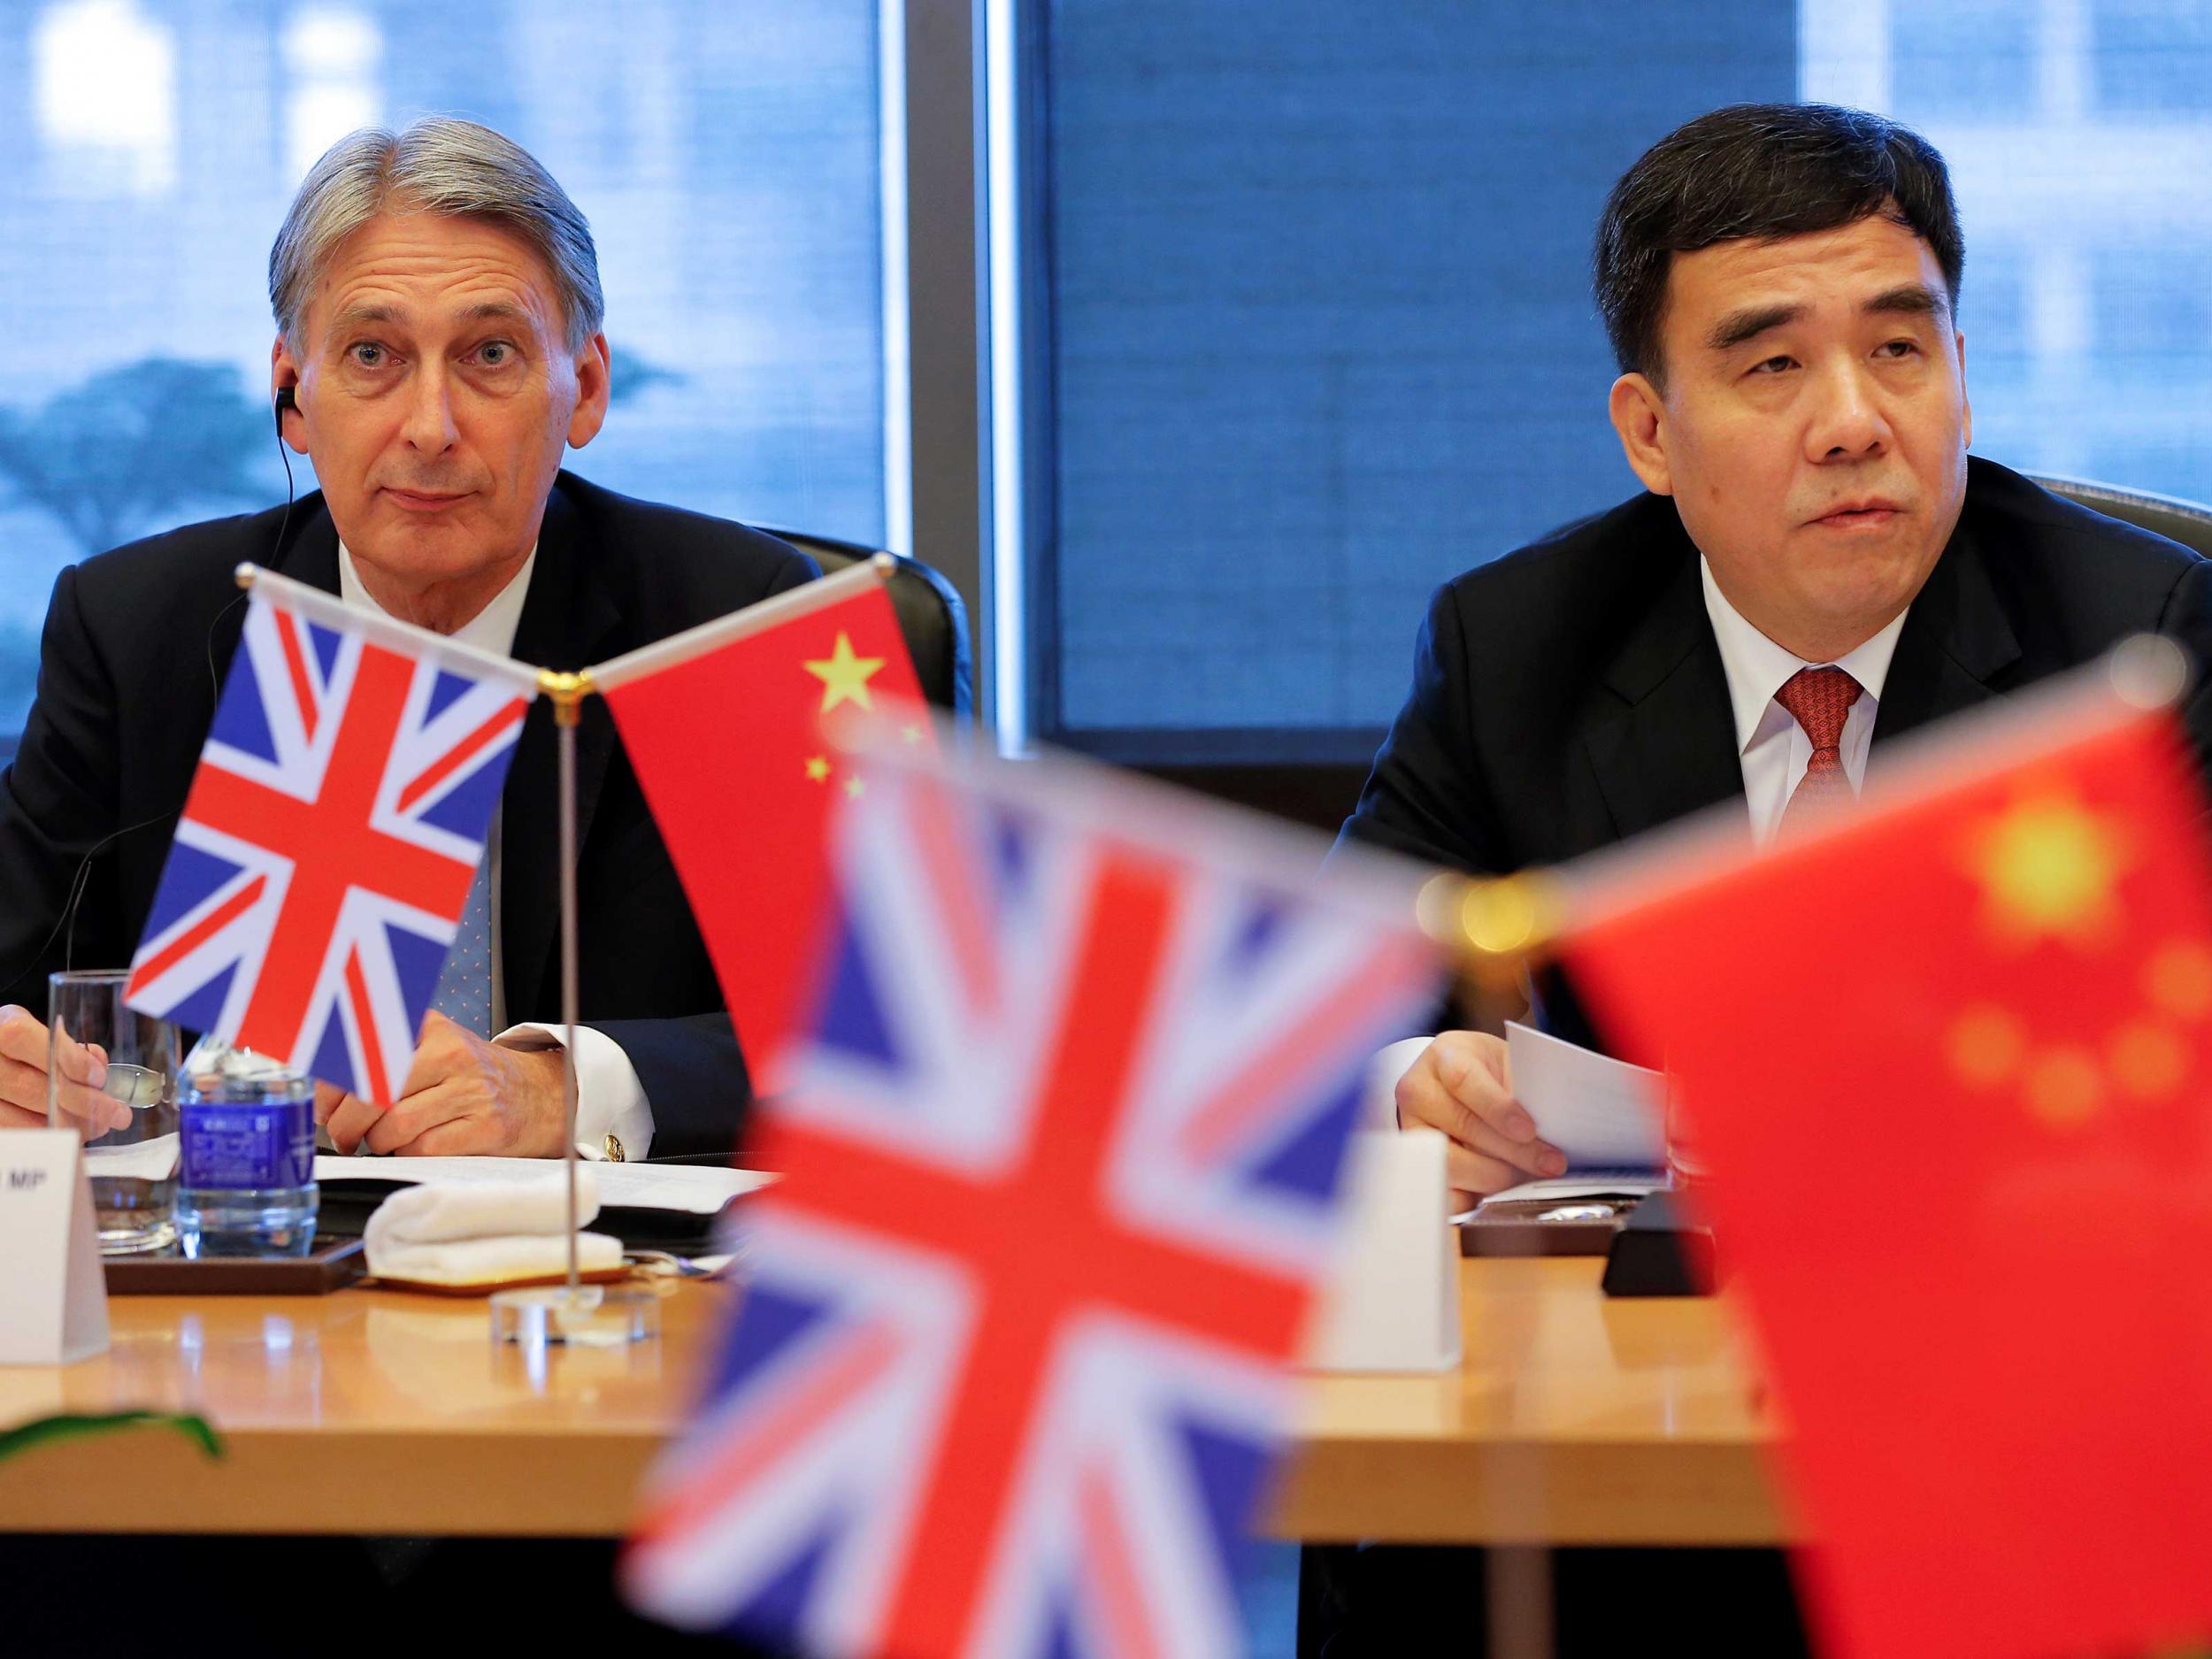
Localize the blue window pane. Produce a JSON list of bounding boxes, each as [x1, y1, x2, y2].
[[1888, 0, 2036, 120], [1045, 3, 2212, 749], [1041, 2, 1792, 744], [1832, 2, 2212, 502], [2094, 247, 2212, 362], [2092, 0, 2212, 115], [0, 0, 883, 742]]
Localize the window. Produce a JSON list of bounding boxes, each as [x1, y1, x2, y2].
[[0, 0, 889, 747], [1810, 0, 2212, 503], [1017, 0, 2212, 760]]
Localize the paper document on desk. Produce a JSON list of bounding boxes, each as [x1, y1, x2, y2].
[[1455, 1172, 1671, 1223], [312, 1155, 772, 1215], [1505, 1019, 1665, 1172]]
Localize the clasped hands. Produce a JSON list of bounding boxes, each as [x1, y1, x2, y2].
[[1394, 1029, 1567, 1203], [318, 1010, 572, 1157]]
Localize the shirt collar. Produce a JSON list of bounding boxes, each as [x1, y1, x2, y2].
[[337, 541, 537, 659], [1698, 555, 1909, 756]]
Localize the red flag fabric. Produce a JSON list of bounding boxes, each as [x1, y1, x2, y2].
[[598, 570, 927, 1095], [1560, 669, 2212, 1659]]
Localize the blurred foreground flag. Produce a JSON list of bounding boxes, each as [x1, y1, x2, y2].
[[595, 560, 926, 1093], [622, 737, 1442, 1657], [125, 567, 537, 1104], [1559, 641, 2212, 1659]]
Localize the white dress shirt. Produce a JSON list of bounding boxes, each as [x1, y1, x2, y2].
[[1698, 556, 1909, 848], [338, 544, 655, 1158]]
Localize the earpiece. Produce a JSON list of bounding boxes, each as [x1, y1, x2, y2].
[[271, 384, 299, 557]]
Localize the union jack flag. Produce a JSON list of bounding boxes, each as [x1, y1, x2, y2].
[[623, 741, 1441, 1657], [125, 580, 535, 1104]]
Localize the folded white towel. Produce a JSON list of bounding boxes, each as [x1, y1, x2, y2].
[[364, 1168, 623, 1286]]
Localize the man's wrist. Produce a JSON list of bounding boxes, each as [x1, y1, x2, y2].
[[495, 1021, 656, 1159]]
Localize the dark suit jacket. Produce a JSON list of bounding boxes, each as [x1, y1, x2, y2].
[[0, 471, 818, 1156], [1339, 457, 2212, 1052]]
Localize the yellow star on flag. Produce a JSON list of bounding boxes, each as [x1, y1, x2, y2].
[[844, 775, 867, 800], [804, 632, 886, 715], [1965, 790, 2126, 948], [803, 755, 831, 784]]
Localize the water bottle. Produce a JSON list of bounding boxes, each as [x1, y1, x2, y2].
[[176, 1037, 319, 1256]]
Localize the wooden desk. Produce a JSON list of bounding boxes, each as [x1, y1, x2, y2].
[[0, 1281, 718, 1536], [0, 1259, 1787, 1546], [1274, 1256, 1788, 1548]]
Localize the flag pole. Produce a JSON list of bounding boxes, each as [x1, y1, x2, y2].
[[585, 554, 895, 694], [543, 668, 591, 1300], [490, 663, 655, 1347], [233, 563, 544, 694]]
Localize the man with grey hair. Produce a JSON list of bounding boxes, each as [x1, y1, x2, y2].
[[0, 118, 817, 1161]]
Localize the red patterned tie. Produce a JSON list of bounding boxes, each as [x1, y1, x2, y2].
[[1773, 665, 1863, 834]]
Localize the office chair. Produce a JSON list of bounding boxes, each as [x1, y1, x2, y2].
[[763, 530, 974, 716], [2030, 474, 2212, 559]]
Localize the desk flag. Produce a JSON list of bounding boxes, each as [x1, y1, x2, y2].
[[124, 569, 537, 1105], [621, 738, 1441, 1657], [1559, 645, 2212, 1659], [595, 564, 926, 1096]]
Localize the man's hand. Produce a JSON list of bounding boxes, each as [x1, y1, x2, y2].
[[1394, 1030, 1565, 1202], [316, 1011, 570, 1157], [0, 1004, 129, 1135]]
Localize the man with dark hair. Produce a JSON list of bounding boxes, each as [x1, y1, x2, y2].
[[1317, 99, 2212, 1659], [1342, 102, 2212, 1205]]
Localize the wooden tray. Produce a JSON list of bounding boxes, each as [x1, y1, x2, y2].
[[104, 1236, 367, 1294], [1458, 1195, 1646, 1257], [366, 1264, 634, 1298]]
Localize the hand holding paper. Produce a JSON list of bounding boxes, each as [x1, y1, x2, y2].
[[1391, 1029, 1567, 1198], [1502, 1021, 1666, 1174]]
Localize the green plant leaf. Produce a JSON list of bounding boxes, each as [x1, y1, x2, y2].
[[0, 1410, 222, 1463]]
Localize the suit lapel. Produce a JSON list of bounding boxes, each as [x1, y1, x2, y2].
[[1870, 526, 2022, 755], [273, 496, 342, 593], [190, 497, 341, 749], [1581, 541, 1748, 845], [501, 484, 623, 1018]]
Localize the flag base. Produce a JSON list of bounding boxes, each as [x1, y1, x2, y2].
[[489, 1283, 660, 1348]]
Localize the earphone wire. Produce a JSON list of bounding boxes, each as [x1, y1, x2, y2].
[[5, 390, 296, 995]]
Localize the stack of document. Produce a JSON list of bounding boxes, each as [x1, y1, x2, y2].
[[313, 1155, 771, 1215], [1471, 1022, 1670, 1213]]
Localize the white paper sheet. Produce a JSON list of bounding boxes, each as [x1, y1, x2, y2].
[[313, 1155, 773, 1215], [1504, 1019, 1666, 1172], [74, 1134, 766, 1215], [1453, 1172, 1671, 1223]]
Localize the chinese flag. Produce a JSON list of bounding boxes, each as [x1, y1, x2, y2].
[[599, 569, 928, 1096], [1560, 670, 2212, 1659]]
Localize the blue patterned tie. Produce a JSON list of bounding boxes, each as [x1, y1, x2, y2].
[[431, 858, 495, 1036]]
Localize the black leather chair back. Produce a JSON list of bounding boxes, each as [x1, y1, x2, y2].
[[764, 531, 974, 715], [2030, 474, 2212, 560]]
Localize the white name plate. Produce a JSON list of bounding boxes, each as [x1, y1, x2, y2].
[[1304, 1129, 1461, 1374], [0, 1129, 111, 1365]]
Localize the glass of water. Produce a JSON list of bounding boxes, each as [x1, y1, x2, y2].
[[48, 970, 180, 1254]]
